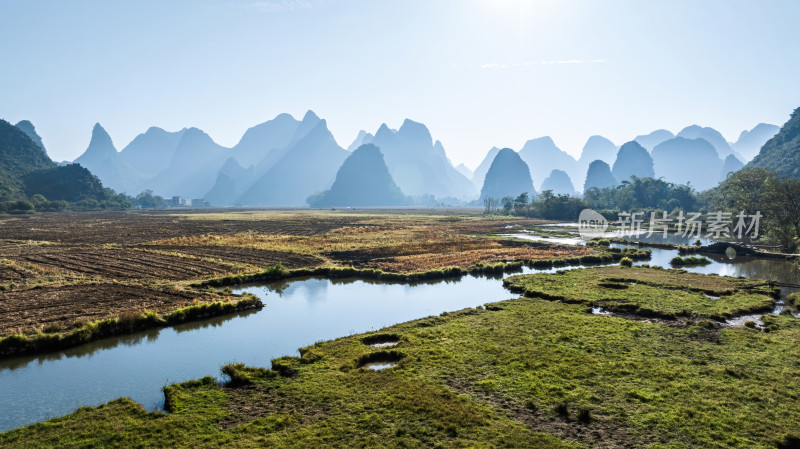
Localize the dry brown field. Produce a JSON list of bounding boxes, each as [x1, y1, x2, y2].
[[0, 209, 587, 338]]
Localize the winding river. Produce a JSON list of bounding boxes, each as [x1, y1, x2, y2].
[[0, 244, 798, 432]]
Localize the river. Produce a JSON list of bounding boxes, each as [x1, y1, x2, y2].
[[0, 245, 798, 431]]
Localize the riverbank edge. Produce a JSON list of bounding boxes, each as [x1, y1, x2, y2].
[[0, 296, 263, 359], [0, 248, 649, 361], [503, 271, 780, 321], [612, 238, 798, 260], [193, 248, 651, 289]]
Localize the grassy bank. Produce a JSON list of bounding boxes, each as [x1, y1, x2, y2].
[[195, 247, 652, 288], [504, 266, 777, 320], [3, 267, 799, 448], [0, 295, 262, 358]]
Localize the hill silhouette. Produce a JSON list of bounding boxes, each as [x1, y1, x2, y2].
[[472, 147, 500, 189], [455, 163, 473, 181], [204, 158, 253, 207], [746, 107, 800, 178], [583, 160, 617, 192], [576, 136, 617, 191], [369, 119, 476, 200], [540, 169, 577, 196], [720, 154, 744, 181], [15, 120, 46, 152], [677, 125, 734, 159], [119, 127, 186, 178], [237, 119, 348, 206], [0, 119, 55, 200], [611, 141, 654, 183], [578, 136, 616, 164], [733, 123, 780, 162], [146, 127, 229, 198], [232, 113, 300, 168], [73, 123, 144, 194], [634, 129, 674, 151], [518, 136, 577, 190], [22, 164, 107, 202], [308, 144, 408, 207], [651, 137, 722, 191], [0, 119, 123, 208], [347, 130, 374, 151], [480, 148, 534, 200]]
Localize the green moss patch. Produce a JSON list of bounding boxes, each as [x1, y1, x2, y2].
[[504, 266, 777, 320]]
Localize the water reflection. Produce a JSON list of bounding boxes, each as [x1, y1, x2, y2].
[[0, 272, 522, 431], [1, 244, 798, 432]]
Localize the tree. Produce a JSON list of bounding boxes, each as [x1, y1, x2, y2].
[[134, 190, 167, 209], [502, 196, 514, 213], [514, 192, 529, 213]]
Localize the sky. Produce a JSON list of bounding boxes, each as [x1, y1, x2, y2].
[[1, 0, 799, 169]]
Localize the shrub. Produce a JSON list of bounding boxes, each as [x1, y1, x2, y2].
[[8, 200, 34, 213], [670, 256, 711, 266], [619, 257, 633, 267]]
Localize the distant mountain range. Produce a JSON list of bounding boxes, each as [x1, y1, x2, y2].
[[11, 112, 769, 206], [611, 141, 653, 183], [634, 129, 674, 151], [361, 119, 477, 200], [584, 160, 616, 192], [73, 123, 145, 195], [733, 123, 780, 162], [0, 120, 110, 204], [746, 108, 800, 177], [518, 136, 578, 191], [651, 137, 723, 191], [308, 144, 408, 207], [541, 169, 577, 196], [480, 148, 534, 200]]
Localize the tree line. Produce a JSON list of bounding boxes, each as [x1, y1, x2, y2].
[[486, 171, 800, 251]]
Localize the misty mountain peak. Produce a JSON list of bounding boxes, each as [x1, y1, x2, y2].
[[677, 125, 732, 158], [634, 129, 675, 151], [541, 169, 577, 196], [398, 119, 433, 146], [307, 143, 408, 207], [579, 135, 617, 165], [85, 123, 116, 157], [347, 130, 374, 151], [286, 110, 324, 146], [480, 147, 534, 200], [301, 110, 320, 123], [522, 136, 557, 152], [15, 120, 45, 150], [584, 160, 617, 192], [375, 123, 396, 139], [145, 126, 166, 135], [181, 127, 214, 144], [611, 140, 654, 182], [433, 140, 446, 158], [274, 112, 296, 121], [305, 119, 334, 141]]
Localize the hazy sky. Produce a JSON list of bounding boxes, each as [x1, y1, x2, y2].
[[1, 0, 799, 168]]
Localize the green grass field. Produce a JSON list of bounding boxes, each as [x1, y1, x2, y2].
[[3, 267, 799, 448]]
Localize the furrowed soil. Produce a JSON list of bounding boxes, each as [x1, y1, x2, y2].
[[0, 284, 219, 336], [4, 267, 799, 448], [0, 209, 585, 339]]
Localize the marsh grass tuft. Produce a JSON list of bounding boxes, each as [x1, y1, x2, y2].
[[670, 255, 712, 266]]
